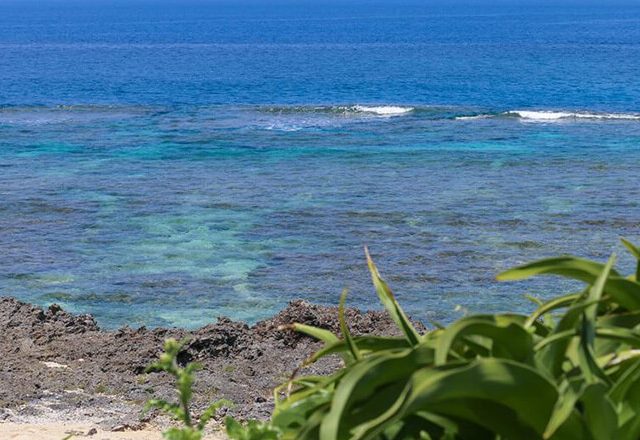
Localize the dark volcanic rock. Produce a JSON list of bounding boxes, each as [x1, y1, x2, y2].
[[0, 296, 420, 422], [0, 297, 98, 341], [187, 318, 255, 360]]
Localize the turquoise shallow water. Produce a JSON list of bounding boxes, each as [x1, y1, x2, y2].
[[1, 104, 639, 328], [1, 1, 640, 328]]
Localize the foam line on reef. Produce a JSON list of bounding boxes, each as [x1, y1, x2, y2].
[[351, 105, 415, 116], [258, 105, 640, 122], [2, 104, 639, 125], [258, 104, 416, 117], [507, 110, 640, 121], [455, 109, 640, 122]]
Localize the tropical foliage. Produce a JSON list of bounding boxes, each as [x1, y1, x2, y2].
[[233, 240, 640, 440], [149, 239, 640, 440]]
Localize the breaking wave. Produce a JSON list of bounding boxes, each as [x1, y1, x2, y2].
[[259, 104, 415, 117], [455, 109, 640, 122], [506, 110, 640, 121], [351, 105, 414, 116]]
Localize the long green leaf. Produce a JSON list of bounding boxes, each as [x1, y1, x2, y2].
[[365, 247, 421, 346], [577, 255, 615, 384], [339, 288, 362, 361], [600, 277, 640, 311], [290, 323, 353, 365], [497, 256, 621, 282], [621, 237, 640, 281], [498, 255, 640, 311], [291, 323, 339, 345]]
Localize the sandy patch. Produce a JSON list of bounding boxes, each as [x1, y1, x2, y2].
[[0, 422, 227, 440]]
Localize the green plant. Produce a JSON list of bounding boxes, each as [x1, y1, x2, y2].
[[230, 240, 640, 439], [226, 418, 281, 440], [145, 338, 231, 440]]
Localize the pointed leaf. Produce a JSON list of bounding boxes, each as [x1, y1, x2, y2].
[[339, 288, 361, 361], [365, 247, 421, 346]]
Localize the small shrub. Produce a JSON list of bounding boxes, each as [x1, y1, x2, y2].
[[226, 418, 281, 440], [145, 338, 231, 440]]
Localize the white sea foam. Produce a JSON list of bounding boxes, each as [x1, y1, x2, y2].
[[455, 114, 491, 120], [509, 110, 574, 120], [507, 110, 640, 121], [352, 105, 414, 116]]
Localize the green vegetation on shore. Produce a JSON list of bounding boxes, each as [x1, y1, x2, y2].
[[145, 339, 232, 440], [149, 239, 640, 439]]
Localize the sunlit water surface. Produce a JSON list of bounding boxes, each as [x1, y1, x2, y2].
[[1, 1, 639, 327]]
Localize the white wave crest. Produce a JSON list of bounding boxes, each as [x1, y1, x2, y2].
[[507, 110, 640, 121], [352, 105, 414, 116]]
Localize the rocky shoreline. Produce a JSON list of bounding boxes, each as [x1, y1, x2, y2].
[[0, 296, 404, 434]]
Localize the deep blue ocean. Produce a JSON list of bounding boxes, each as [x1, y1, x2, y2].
[[1, 0, 640, 328]]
